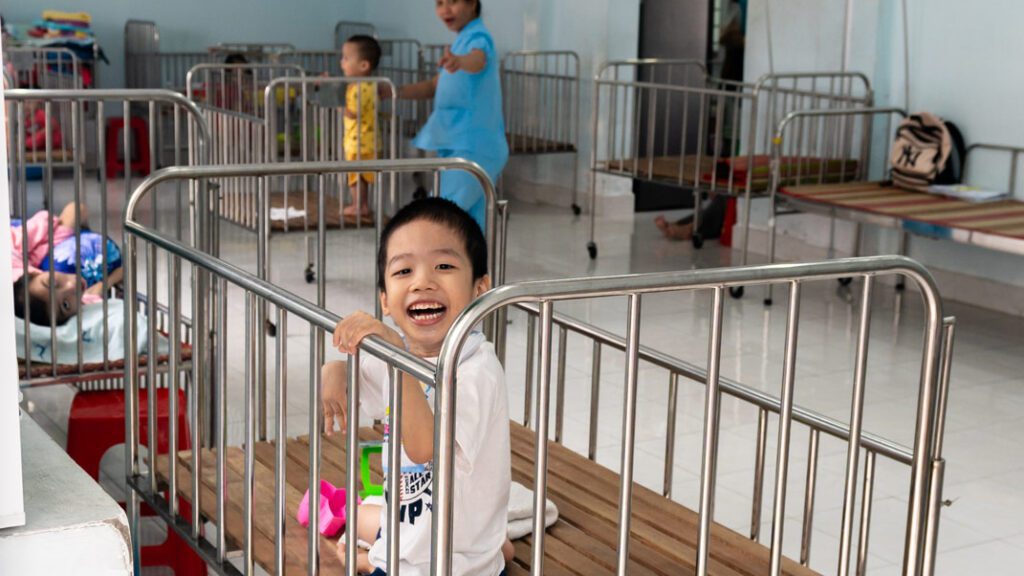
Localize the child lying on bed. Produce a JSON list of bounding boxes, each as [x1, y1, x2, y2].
[[10, 201, 123, 327], [320, 197, 513, 575]]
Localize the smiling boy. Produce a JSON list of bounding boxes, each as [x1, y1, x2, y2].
[[321, 197, 510, 576]]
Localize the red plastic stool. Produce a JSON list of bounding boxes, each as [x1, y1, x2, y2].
[[67, 388, 205, 575], [105, 116, 151, 179], [721, 197, 737, 248]]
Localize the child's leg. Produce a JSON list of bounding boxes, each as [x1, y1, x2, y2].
[[335, 503, 382, 573], [502, 537, 515, 565], [343, 177, 372, 217]]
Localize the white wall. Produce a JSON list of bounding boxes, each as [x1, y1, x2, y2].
[[743, 0, 1024, 296], [0, 48, 26, 529], [365, 0, 642, 210], [1, 0, 364, 89]]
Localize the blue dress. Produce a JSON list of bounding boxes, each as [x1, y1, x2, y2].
[[413, 17, 508, 232]]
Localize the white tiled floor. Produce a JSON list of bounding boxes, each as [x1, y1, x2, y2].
[[21, 181, 1024, 574]]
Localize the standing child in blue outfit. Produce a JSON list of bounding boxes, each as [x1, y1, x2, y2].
[[389, 0, 507, 232]]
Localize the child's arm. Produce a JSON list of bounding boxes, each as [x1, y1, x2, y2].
[[438, 46, 486, 74], [332, 312, 436, 464], [320, 360, 349, 436], [390, 76, 438, 101]]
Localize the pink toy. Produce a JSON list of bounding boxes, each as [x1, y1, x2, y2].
[[296, 480, 357, 537]]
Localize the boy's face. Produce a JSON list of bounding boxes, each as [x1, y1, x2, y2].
[[28, 270, 82, 324], [435, 0, 476, 32], [340, 42, 371, 77], [379, 219, 489, 358]]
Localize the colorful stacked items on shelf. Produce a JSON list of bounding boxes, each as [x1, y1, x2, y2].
[[28, 11, 93, 40]]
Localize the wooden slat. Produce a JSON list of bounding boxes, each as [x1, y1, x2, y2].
[[156, 422, 819, 576], [509, 425, 819, 576]]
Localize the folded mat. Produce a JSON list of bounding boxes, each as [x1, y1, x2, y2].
[[508, 481, 559, 540]]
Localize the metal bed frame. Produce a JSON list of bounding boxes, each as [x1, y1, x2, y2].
[[378, 39, 427, 140], [334, 20, 378, 49], [122, 219, 952, 575], [5, 88, 209, 389], [124, 20, 215, 91], [262, 76, 399, 283], [501, 50, 582, 213], [588, 58, 873, 262], [763, 106, 1024, 303]]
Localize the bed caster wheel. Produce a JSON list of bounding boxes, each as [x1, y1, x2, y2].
[[265, 320, 277, 337], [304, 266, 315, 284], [763, 297, 773, 306], [587, 242, 597, 259], [571, 204, 581, 216], [692, 233, 704, 249], [729, 286, 744, 299], [838, 277, 853, 287]]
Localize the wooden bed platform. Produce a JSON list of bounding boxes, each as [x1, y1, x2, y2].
[[598, 155, 860, 194], [155, 422, 817, 575], [507, 133, 576, 155], [779, 181, 1024, 252], [267, 191, 377, 232]]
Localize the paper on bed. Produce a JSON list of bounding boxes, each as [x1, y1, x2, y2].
[[507, 481, 558, 540], [15, 298, 168, 364]]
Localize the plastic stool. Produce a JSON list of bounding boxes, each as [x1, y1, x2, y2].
[[67, 388, 205, 575], [105, 116, 151, 179]]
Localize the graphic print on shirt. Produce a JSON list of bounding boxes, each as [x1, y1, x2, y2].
[[382, 382, 434, 527]]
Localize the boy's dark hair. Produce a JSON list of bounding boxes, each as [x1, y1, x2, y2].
[[377, 197, 487, 291], [12, 275, 67, 327], [476, 0, 482, 16], [346, 35, 382, 70], [224, 52, 249, 65]]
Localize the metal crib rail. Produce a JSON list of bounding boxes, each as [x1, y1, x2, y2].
[[334, 20, 378, 49], [501, 50, 582, 213], [438, 255, 948, 576], [5, 88, 209, 385]]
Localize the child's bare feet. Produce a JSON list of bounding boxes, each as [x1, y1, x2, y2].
[[664, 221, 694, 241], [654, 215, 694, 240]]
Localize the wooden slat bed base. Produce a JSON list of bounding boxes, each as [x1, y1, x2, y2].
[[19, 344, 193, 379], [780, 181, 1024, 241], [507, 133, 576, 155], [155, 422, 817, 575], [598, 155, 859, 194]]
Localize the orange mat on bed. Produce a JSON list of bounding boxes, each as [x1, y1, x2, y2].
[[19, 343, 194, 379], [599, 155, 858, 192], [779, 181, 1024, 240]]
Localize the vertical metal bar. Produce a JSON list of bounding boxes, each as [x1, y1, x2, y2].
[[216, 277, 228, 563], [695, 286, 725, 576], [147, 244, 159, 495], [243, 292, 255, 573], [616, 293, 642, 576], [275, 307, 288, 576], [530, 301, 555, 576], [751, 408, 769, 541], [71, 100, 84, 371], [663, 372, 679, 498], [856, 452, 877, 576], [769, 281, 803, 576], [45, 101, 56, 370], [123, 230, 141, 574], [588, 342, 602, 461], [344, 354, 360, 576], [167, 255, 180, 517], [922, 318, 956, 576], [800, 429, 820, 566], [554, 326, 568, 443], [524, 314, 536, 427], [387, 365, 403, 573], [839, 276, 874, 576]]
